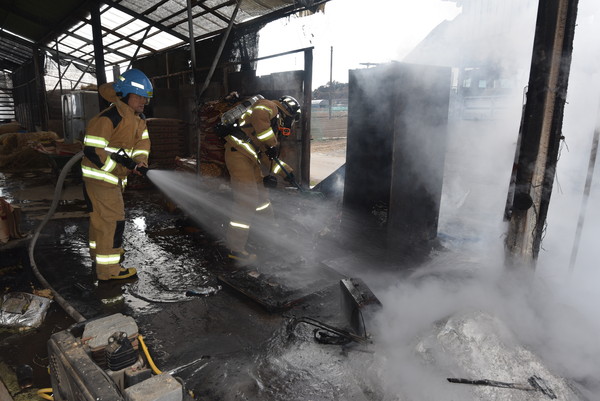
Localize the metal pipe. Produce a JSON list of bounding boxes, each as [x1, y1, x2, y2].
[[198, 0, 240, 99], [55, 40, 63, 95], [186, 0, 198, 89]]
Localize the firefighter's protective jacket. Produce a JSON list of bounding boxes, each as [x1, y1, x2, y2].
[[224, 98, 293, 178], [81, 83, 150, 187]]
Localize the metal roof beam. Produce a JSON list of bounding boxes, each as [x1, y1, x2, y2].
[[191, 1, 324, 42], [160, 0, 234, 33], [151, 0, 210, 27], [102, 0, 189, 43], [39, 0, 95, 45], [195, 0, 234, 25], [58, 25, 133, 62], [88, 17, 156, 54]]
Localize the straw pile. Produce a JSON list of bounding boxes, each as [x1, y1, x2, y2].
[[0, 130, 60, 170]]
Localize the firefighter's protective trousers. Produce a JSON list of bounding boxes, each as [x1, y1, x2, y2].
[[224, 98, 292, 253], [225, 146, 273, 252], [81, 83, 150, 280]]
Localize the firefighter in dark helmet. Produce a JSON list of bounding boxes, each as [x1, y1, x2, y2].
[[221, 95, 301, 263], [81, 69, 153, 281]]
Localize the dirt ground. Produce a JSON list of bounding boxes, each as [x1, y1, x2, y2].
[[311, 137, 347, 155], [310, 138, 346, 184]]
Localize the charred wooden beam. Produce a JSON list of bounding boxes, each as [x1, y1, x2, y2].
[[505, 0, 579, 267]]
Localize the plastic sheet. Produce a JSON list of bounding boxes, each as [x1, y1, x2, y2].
[[0, 291, 52, 329]]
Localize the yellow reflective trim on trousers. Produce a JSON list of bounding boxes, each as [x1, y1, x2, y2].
[[89, 241, 96, 249], [81, 165, 120, 185], [227, 136, 258, 160], [257, 128, 275, 141], [230, 221, 250, 229], [142, 129, 149, 139], [132, 149, 149, 158], [96, 254, 121, 265], [256, 202, 270, 211], [84, 136, 108, 147], [272, 160, 290, 175]]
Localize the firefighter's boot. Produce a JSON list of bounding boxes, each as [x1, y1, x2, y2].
[[102, 267, 138, 281], [228, 250, 257, 265]]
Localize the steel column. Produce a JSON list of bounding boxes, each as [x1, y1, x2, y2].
[[301, 47, 313, 186], [90, 3, 107, 109]]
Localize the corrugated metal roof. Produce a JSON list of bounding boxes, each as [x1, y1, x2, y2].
[[0, 0, 329, 73]]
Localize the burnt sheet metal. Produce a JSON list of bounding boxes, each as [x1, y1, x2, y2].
[[312, 164, 345, 200], [343, 62, 451, 261], [218, 262, 344, 313], [339, 278, 381, 336]]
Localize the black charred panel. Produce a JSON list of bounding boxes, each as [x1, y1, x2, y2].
[[343, 62, 450, 260]]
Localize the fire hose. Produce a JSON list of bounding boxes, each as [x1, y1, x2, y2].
[[287, 316, 369, 344], [28, 151, 87, 324], [272, 157, 324, 199], [27, 149, 150, 324]]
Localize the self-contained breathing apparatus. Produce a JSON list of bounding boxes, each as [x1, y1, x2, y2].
[[214, 94, 264, 142]]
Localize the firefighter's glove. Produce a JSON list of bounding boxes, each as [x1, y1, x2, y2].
[[265, 146, 278, 160], [110, 150, 137, 170], [263, 175, 278, 189], [214, 123, 230, 138]]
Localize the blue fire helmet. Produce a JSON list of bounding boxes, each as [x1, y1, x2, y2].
[[113, 69, 153, 98]]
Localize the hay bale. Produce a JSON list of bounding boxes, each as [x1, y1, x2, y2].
[[0, 131, 61, 171], [0, 121, 25, 136], [0, 147, 50, 170], [0, 131, 59, 155]]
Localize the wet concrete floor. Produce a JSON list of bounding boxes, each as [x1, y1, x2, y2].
[[0, 167, 378, 400]]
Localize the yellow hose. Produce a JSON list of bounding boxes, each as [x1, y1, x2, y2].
[[138, 335, 162, 374], [37, 388, 54, 400]]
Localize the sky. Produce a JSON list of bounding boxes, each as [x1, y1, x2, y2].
[[256, 0, 461, 88]]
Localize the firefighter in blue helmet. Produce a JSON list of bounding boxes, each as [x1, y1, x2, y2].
[[81, 69, 153, 280], [221, 95, 301, 264]]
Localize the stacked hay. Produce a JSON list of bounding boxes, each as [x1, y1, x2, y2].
[[0, 130, 60, 170], [0, 122, 25, 135], [197, 99, 239, 178]]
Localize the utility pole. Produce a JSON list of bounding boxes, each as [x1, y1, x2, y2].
[[505, 0, 579, 269], [329, 46, 333, 120]]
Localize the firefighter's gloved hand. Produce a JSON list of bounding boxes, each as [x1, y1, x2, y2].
[[265, 146, 278, 160], [214, 123, 229, 138], [132, 161, 148, 176], [263, 175, 278, 188]]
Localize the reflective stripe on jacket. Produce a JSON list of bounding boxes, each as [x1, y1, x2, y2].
[[81, 83, 150, 187], [224, 98, 293, 178]]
